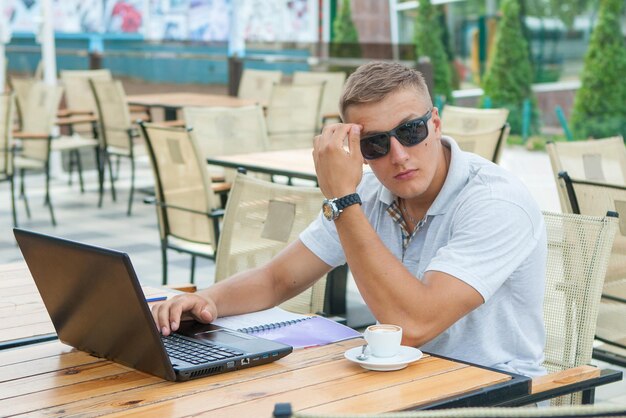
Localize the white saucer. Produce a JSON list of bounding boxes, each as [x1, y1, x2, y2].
[[344, 345, 423, 371]]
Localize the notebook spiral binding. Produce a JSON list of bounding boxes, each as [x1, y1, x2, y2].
[[237, 317, 313, 334]]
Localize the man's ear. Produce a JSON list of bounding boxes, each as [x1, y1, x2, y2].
[[432, 106, 442, 134]]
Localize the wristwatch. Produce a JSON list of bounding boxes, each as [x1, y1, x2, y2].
[[322, 193, 362, 221]]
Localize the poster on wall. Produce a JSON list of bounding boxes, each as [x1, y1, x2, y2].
[[3, 0, 103, 33], [2, 0, 317, 41], [104, 0, 143, 33]]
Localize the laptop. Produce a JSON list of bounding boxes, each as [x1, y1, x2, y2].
[[13, 228, 292, 382]]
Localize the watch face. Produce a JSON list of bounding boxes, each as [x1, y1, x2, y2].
[[322, 201, 336, 220]]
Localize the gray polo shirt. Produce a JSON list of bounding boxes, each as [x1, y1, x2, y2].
[[300, 136, 547, 377]]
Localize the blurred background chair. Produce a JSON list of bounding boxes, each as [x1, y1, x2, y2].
[[546, 137, 626, 213], [11, 82, 63, 225], [182, 104, 269, 185], [237, 68, 282, 104], [542, 211, 618, 405], [265, 83, 324, 151], [90, 78, 146, 215], [0, 92, 17, 227], [140, 122, 229, 285], [440, 105, 510, 163], [214, 173, 326, 315], [557, 172, 626, 368], [292, 71, 346, 129]]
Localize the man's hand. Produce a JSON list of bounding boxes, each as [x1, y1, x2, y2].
[[313, 123, 363, 198], [151, 293, 217, 336]]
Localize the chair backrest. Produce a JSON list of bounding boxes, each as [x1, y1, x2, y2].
[[214, 173, 326, 314], [292, 71, 346, 128], [441, 105, 510, 163], [19, 82, 64, 161], [60, 69, 112, 115], [90, 79, 133, 150], [8, 76, 36, 128], [140, 122, 220, 248], [182, 104, 269, 159], [546, 137, 626, 212], [237, 69, 283, 103], [265, 83, 324, 151], [542, 211, 618, 405], [558, 174, 626, 376], [0, 93, 14, 177], [448, 124, 510, 163]]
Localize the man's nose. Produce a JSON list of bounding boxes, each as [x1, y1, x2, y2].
[[388, 136, 409, 163]]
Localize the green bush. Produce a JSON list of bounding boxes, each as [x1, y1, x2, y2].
[[481, 0, 540, 136], [331, 0, 361, 59], [414, 0, 454, 103], [570, 0, 626, 140]]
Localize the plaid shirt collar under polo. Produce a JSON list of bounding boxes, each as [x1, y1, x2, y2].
[[383, 136, 467, 253]]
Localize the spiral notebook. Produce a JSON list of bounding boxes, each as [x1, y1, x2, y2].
[[211, 307, 362, 349]]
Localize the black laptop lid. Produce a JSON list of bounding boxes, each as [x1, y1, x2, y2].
[[14, 228, 176, 381]]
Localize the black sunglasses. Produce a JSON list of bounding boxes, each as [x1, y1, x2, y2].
[[359, 109, 432, 160]]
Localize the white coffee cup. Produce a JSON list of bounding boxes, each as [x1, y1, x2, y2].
[[363, 324, 402, 358]]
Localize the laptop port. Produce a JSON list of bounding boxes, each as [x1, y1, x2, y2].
[[241, 358, 250, 365]]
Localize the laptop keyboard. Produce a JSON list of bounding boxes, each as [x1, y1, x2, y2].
[[162, 334, 244, 365]]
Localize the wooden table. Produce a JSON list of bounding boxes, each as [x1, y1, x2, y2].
[[0, 337, 531, 416], [207, 148, 318, 182], [0, 263, 57, 349], [127, 92, 259, 120]]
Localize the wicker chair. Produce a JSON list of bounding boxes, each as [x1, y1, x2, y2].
[[546, 137, 626, 213], [90, 78, 144, 215], [0, 92, 16, 226], [139, 122, 229, 285], [265, 83, 324, 151], [237, 68, 283, 104], [440, 105, 510, 163], [292, 71, 346, 129], [542, 211, 618, 405], [11, 82, 64, 225], [214, 173, 326, 314], [182, 104, 269, 183], [558, 172, 626, 367]]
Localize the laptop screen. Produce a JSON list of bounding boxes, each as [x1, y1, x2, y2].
[[14, 228, 176, 381]]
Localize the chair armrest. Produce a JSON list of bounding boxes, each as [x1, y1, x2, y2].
[[531, 365, 600, 394], [165, 284, 197, 293], [211, 182, 231, 194], [57, 115, 98, 126], [57, 108, 94, 117], [502, 366, 622, 406], [152, 120, 186, 128], [13, 131, 50, 140]]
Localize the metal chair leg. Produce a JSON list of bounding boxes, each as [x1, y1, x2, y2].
[[19, 169, 31, 219], [75, 150, 85, 193], [107, 153, 117, 202], [127, 155, 135, 216], [10, 175, 18, 227], [44, 165, 56, 226], [161, 243, 168, 285], [190, 256, 196, 284]]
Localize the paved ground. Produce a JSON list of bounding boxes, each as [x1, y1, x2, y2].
[[1, 133, 624, 405]]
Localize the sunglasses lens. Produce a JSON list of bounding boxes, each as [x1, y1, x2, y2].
[[360, 135, 389, 160], [396, 120, 428, 146]]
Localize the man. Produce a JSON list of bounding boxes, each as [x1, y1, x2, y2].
[[152, 61, 547, 377]]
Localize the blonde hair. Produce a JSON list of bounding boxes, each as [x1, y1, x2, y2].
[[340, 61, 431, 121]]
